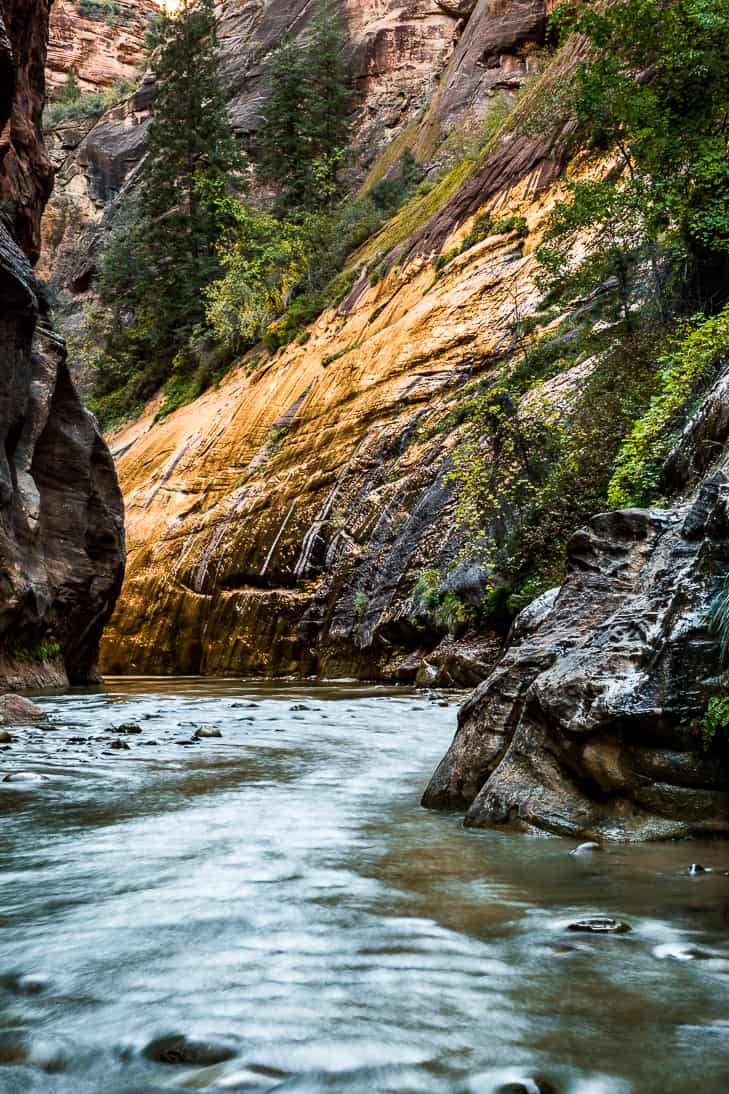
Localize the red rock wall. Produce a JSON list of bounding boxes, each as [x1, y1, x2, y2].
[[46, 0, 161, 97], [0, 0, 53, 262]]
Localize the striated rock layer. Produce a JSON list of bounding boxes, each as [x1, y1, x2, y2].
[[0, 0, 125, 688], [46, 0, 161, 97], [100, 126, 566, 681]]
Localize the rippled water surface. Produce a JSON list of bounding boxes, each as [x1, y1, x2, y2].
[[2, 678, 729, 1093]]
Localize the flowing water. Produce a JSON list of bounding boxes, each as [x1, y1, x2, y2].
[[1, 679, 729, 1094]]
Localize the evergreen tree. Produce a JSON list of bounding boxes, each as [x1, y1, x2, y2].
[[89, 0, 244, 421], [259, 0, 350, 212], [135, 0, 243, 351], [305, 0, 350, 202], [259, 37, 311, 209]]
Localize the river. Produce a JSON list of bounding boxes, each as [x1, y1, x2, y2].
[[1, 679, 729, 1093]]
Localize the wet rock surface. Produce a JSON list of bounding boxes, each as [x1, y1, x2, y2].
[[424, 380, 729, 838], [0, 695, 49, 725]]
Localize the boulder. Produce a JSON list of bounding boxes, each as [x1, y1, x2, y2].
[[0, 694, 48, 725]]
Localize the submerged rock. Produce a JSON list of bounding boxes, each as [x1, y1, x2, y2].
[[566, 917, 630, 935], [570, 842, 602, 855], [115, 723, 142, 734], [143, 1033, 236, 1067], [194, 726, 222, 738]]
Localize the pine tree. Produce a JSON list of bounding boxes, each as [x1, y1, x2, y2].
[[305, 0, 350, 195], [258, 36, 311, 209], [135, 0, 243, 352], [259, 0, 350, 212]]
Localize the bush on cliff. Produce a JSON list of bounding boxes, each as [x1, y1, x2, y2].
[[608, 304, 729, 507]]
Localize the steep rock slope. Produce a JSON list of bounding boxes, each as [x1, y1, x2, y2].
[[46, 0, 161, 96], [0, 0, 125, 688], [100, 83, 567, 679]]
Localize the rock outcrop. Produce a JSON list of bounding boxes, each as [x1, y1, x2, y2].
[[423, 367, 729, 840], [0, 0, 125, 688], [46, 0, 161, 97]]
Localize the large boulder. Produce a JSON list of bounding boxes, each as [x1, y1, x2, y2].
[[423, 468, 729, 840]]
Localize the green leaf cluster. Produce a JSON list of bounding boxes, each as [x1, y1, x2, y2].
[[545, 0, 729, 310], [699, 696, 729, 752], [607, 304, 729, 507]]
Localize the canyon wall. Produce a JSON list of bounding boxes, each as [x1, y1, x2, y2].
[[46, 0, 160, 97], [42, 0, 729, 840], [0, 0, 125, 688]]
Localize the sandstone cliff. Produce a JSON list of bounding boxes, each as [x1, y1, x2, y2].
[[46, 0, 161, 97], [0, 0, 125, 688]]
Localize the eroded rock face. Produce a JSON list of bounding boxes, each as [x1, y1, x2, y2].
[[0, 0, 53, 262], [423, 393, 729, 839], [46, 0, 161, 96], [0, 0, 126, 687]]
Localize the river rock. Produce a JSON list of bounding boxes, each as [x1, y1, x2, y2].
[[115, 723, 142, 734], [0, 695, 48, 725], [17, 973, 50, 995], [0, 730, 13, 743], [570, 842, 602, 855], [423, 459, 729, 839], [566, 917, 630, 934], [143, 1033, 236, 1067], [109, 739, 129, 750], [194, 726, 222, 738], [688, 863, 710, 874]]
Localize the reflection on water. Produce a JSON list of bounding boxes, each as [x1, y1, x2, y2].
[[1, 677, 729, 1093]]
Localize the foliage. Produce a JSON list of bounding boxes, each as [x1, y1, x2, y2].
[[353, 590, 368, 622], [76, 0, 130, 24], [708, 574, 729, 665], [699, 696, 729, 751], [492, 214, 528, 239], [546, 0, 729, 311], [446, 311, 659, 600], [87, 0, 244, 426], [412, 569, 442, 612], [259, 0, 350, 212], [9, 639, 62, 663], [411, 570, 471, 635], [608, 304, 729, 507], [206, 204, 308, 354], [43, 78, 133, 129]]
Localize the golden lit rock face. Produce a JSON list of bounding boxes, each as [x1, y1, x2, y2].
[[46, 0, 161, 96], [101, 167, 557, 678]]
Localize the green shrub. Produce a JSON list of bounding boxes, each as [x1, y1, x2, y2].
[[461, 213, 494, 252], [412, 569, 442, 612], [699, 696, 729, 751], [608, 304, 729, 507], [9, 639, 62, 663], [354, 589, 368, 622], [44, 78, 134, 129], [434, 591, 470, 635], [492, 214, 528, 238], [434, 246, 460, 273]]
